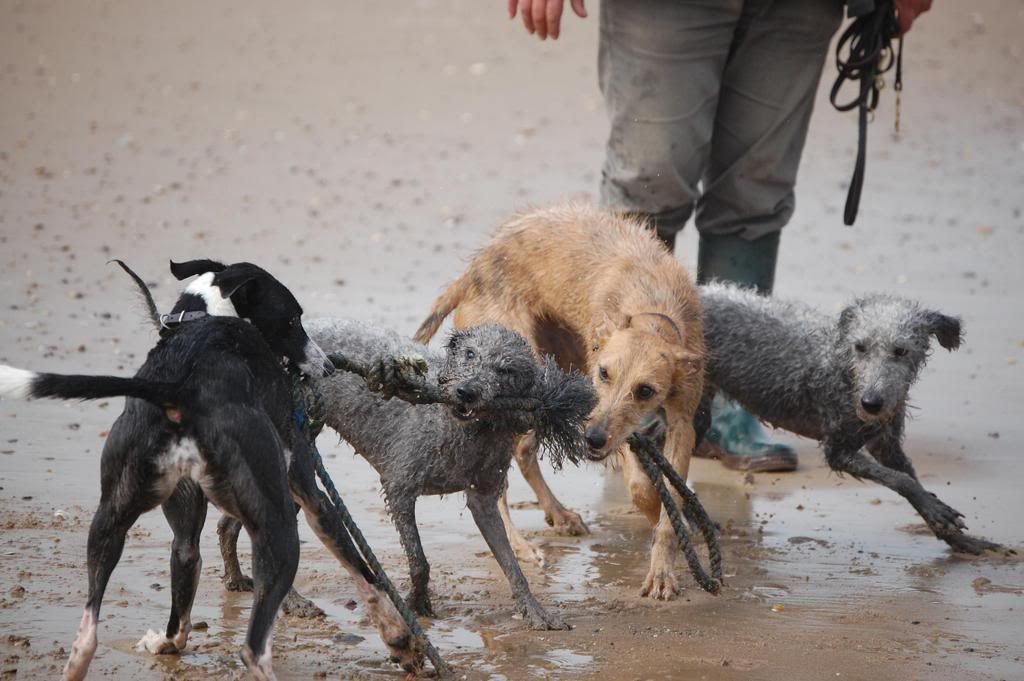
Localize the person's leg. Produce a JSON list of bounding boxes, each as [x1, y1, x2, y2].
[[598, 0, 742, 249], [695, 0, 843, 472]]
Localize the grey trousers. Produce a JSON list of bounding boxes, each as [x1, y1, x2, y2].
[[598, 0, 844, 240]]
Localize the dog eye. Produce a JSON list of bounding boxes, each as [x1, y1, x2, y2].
[[893, 347, 907, 358], [635, 384, 655, 400], [598, 366, 609, 382], [854, 342, 867, 353], [465, 348, 476, 360]]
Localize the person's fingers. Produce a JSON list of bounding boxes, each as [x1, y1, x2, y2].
[[508, 0, 518, 19], [570, 0, 587, 18], [547, 0, 564, 39], [521, 0, 536, 34], [532, 0, 549, 39]]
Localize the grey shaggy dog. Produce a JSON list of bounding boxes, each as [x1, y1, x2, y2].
[[700, 282, 1006, 555], [219, 319, 595, 631]]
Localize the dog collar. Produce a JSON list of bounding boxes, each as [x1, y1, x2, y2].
[[159, 310, 208, 329]]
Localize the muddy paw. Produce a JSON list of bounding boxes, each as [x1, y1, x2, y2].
[[281, 588, 324, 618], [919, 494, 967, 536], [945, 532, 1013, 556], [136, 629, 180, 655], [524, 604, 571, 631], [640, 568, 679, 601], [544, 508, 589, 536], [223, 574, 254, 592], [511, 534, 546, 569], [385, 632, 424, 676]]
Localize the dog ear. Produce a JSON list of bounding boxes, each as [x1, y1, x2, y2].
[[212, 264, 263, 298], [590, 312, 630, 353], [445, 328, 469, 351], [170, 259, 226, 280], [923, 311, 962, 351], [530, 356, 597, 469]]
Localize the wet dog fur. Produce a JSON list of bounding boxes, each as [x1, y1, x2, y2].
[[415, 204, 706, 600], [699, 281, 1007, 555], [0, 260, 422, 680], [220, 319, 595, 630]]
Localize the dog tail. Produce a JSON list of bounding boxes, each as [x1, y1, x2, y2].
[[111, 259, 161, 330], [0, 365, 178, 406], [414, 274, 470, 344]]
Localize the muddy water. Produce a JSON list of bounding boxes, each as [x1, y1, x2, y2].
[[1, 1, 1023, 679]]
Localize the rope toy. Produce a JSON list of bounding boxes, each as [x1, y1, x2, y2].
[[627, 433, 724, 595]]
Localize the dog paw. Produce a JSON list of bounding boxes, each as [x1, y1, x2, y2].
[[640, 568, 680, 601], [281, 589, 324, 618], [945, 532, 1013, 556], [384, 632, 424, 676], [919, 495, 967, 535], [135, 629, 180, 655], [510, 534, 547, 569], [523, 604, 571, 631], [544, 508, 589, 536], [223, 574, 254, 592]]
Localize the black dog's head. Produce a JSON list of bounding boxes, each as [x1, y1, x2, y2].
[[438, 325, 597, 467], [169, 259, 334, 378]]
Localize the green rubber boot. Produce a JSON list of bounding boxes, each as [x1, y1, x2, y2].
[[696, 232, 798, 473]]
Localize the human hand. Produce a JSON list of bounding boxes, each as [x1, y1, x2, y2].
[[507, 0, 587, 40], [893, 0, 932, 35]]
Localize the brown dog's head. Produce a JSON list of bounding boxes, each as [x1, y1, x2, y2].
[[585, 313, 701, 459]]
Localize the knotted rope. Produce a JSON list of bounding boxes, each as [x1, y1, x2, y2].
[[627, 433, 723, 595]]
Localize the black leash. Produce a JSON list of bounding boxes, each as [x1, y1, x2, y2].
[[291, 379, 452, 679], [830, 1, 902, 226], [627, 434, 723, 595]]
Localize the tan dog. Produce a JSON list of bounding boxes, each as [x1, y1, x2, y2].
[[415, 204, 705, 599]]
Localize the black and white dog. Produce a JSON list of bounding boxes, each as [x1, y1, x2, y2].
[[0, 260, 421, 680]]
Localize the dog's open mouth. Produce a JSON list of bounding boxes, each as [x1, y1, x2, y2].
[[451, 403, 477, 420]]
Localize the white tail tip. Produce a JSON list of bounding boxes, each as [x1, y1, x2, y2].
[[0, 365, 36, 400]]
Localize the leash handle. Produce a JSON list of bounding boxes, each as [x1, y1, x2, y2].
[[830, 0, 901, 225]]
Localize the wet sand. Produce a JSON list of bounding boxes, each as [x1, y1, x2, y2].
[[1, 1, 1022, 679]]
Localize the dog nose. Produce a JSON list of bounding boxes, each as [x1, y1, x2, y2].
[[585, 427, 608, 450], [455, 385, 480, 404], [860, 396, 884, 415]]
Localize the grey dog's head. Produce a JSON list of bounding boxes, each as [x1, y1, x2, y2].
[[836, 295, 962, 423], [439, 325, 597, 466]]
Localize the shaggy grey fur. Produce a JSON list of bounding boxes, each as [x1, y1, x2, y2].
[[221, 319, 594, 630], [700, 282, 1006, 554]]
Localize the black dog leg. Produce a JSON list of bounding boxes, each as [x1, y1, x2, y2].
[[217, 513, 322, 618], [388, 493, 435, 617], [64, 497, 146, 681], [238, 510, 299, 680], [465, 488, 569, 631], [137, 481, 207, 655]]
